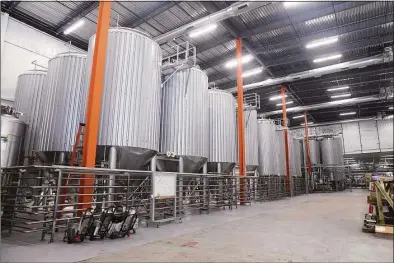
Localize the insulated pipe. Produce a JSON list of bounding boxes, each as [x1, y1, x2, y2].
[[261, 95, 382, 117], [227, 52, 393, 93], [154, 1, 269, 43], [108, 146, 117, 203], [281, 87, 291, 196], [236, 38, 246, 205]]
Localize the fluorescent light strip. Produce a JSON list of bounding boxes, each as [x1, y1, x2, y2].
[[269, 94, 287, 101], [301, 122, 314, 126], [276, 101, 294, 106], [292, 115, 304, 119], [225, 54, 254, 68], [389, 106, 393, 110], [331, 93, 351, 99], [306, 36, 338, 49], [189, 23, 217, 38], [283, 2, 306, 8], [242, 67, 263, 78], [339, 112, 356, 116], [385, 115, 394, 119], [64, 19, 85, 35], [313, 54, 342, 63], [327, 86, 349, 92]]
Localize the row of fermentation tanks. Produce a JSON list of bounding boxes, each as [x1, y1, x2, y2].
[[1, 27, 344, 179]]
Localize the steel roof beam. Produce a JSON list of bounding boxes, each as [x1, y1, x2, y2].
[[125, 2, 177, 28], [55, 1, 99, 34], [240, 2, 370, 39], [4, 1, 21, 13], [199, 1, 274, 77]]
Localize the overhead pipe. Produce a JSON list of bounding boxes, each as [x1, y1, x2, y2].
[[227, 49, 393, 93], [154, 1, 269, 44], [261, 95, 383, 117], [291, 117, 377, 130]]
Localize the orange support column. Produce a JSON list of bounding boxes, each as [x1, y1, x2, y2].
[[78, 1, 112, 212], [236, 38, 246, 205], [304, 112, 312, 176], [281, 86, 291, 195]]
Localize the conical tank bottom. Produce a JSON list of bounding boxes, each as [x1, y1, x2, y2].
[[156, 155, 207, 173], [207, 162, 236, 174], [96, 145, 157, 170], [246, 164, 258, 172], [36, 151, 70, 165]]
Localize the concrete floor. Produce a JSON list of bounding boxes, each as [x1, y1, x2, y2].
[[1, 189, 393, 262]]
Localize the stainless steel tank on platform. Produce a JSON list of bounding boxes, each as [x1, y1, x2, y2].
[[159, 66, 208, 173], [14, 70, 47, 159], [308, 139, 321, 165], [275, 128, 286, 176], [1, 114, 26, 167], [321, 137, 343, 181], [244, 108, 258, 171], [207, 89, 237, 174], [37, 52, 86, 164], [86, 28, 162, 170], [257, 119, 277, 176]]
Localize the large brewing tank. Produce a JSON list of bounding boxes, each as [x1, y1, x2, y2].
[[86, 28, 162, 170], [244, 108, 258, 171], [14, 70, 46, 159], [37, 52, 87, 164], [160, 66, 208, 172], [257, 119, 277, 175], [275, 127, 286, 176], [207, 89, 237, 174], [291, 138, 302, 177], [308, 139, 321, 165], [1, 114, 26, 167], [335, 137, 345, 180], [321, 137, 342, 181]]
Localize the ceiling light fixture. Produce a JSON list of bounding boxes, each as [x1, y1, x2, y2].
[[283, 2, 306, 8], [64, 19, 85, 35], [269, 94, 287, 101], [389, 106, 393, 110], [225, 54, 254, 68], [385, 115, 393, 119], [301, 122, 314, 126], [331, 93, 351, 99], [313, 54, 342, 63], [327, 86, 349, 92], [276, 101, 294, 106], [242, 67, 263, 78], [292, 115, 304, 119], [339, 112, 356, 116], [306, 36, 338, 49], [189, 23, 217, 38]]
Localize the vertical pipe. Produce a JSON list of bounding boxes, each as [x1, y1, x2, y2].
[[235, 38, 246, 205], [108, 146, 117, 204], [203, 162, 207, 209], [281, 86, 291, 196], [150, 156, 157, 220], [79, 2, 112, 212], [178, 156, 184, 213], [304, 111, 311, 194]]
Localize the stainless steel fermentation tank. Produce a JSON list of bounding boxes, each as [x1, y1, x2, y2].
[[37, 52, 87, 164], [159, 66, 208, 173], [207, 89, 237, 174], [86, 28, 162, 170], [290, 138, 302, 177], [275, 128, 286, 176], [1, 114, 26, 167], [257, 119, 278, 176], [321, 137, 344, 181], [308, 139, 321, 165], [244, 108, 258, 172], [14, 70, 46, 160]]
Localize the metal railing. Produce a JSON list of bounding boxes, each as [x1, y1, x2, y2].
[[2, 165, 316, 243]]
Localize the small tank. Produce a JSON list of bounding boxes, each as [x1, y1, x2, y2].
[[1, 114, 26, 167]]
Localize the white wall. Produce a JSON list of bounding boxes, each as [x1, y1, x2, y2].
[[292, 119, 393, 154], [1, 13, 85, 104]]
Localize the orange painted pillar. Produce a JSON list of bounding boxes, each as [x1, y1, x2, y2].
[[304, 112, 312, 176], [236, 38, 246, 205], [78, 1, 112, 212], [281, 86, 291, 194]]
